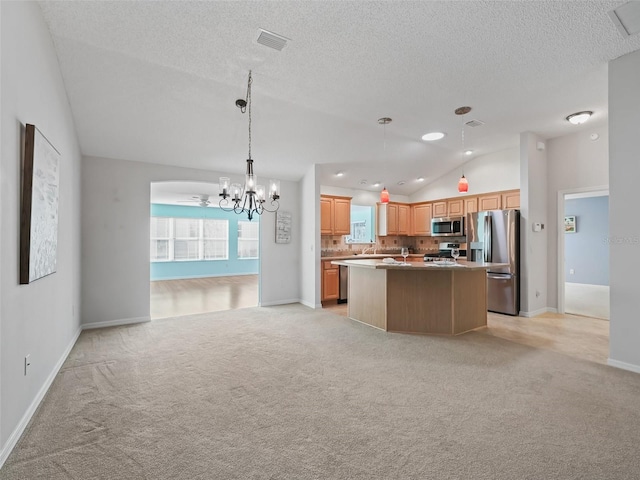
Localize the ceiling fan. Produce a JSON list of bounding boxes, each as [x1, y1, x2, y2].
[[178, 194, 214, 207]]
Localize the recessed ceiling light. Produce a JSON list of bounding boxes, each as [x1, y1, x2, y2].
[[373, 182, 381, 187], [566, 111, 593, 125], [417, 177, 425, 182], [421, 132, 445, 141], [335, 171, 344, 177], [465, 150, 473, 156], [397, 180, 406, 186]]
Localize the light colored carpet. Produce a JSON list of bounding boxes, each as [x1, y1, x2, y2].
[[3, 304, 640, 479]]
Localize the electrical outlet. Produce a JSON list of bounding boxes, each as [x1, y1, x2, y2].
[[569, 269, 575, 275], [25, 355, 31, 376]]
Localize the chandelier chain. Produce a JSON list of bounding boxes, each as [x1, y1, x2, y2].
[[247, 71, 252, 160]]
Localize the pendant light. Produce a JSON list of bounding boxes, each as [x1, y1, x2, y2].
[[378, 117, 392, 203], [219, 70, 280, 220], [380, 187, 390, 203], [455, 106, 471, 193]]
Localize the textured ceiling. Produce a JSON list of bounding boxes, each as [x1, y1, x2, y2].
[[39, 0, 640, 196]]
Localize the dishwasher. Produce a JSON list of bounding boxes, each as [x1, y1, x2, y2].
[[338, 265, 348, 304]]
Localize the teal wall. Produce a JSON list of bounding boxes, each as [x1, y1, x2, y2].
[[150, 204, 259, 280]]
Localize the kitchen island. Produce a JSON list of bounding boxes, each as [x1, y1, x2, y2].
[[331, 258, 497, 335]]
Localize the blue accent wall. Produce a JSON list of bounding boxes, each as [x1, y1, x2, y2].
[[565, 196, 609, 286], [150, 204, 259, 281]]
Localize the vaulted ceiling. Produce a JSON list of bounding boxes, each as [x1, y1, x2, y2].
[[39, 1, 640, 196]]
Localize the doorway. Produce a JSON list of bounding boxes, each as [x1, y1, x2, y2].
[[149, 181, 259, 319], [558, 189, 609, 319]]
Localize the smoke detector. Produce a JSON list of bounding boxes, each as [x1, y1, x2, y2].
[[256, 29, 290, 51], [465, 119, 485, 128]]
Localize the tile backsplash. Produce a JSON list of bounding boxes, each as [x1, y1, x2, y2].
[[320, 235, 466, 256]]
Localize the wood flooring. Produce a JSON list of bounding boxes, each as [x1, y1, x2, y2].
[[150, 275, 258, 319]]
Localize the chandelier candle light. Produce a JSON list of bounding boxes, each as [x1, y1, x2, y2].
[[455, 106, 471, 193], [219, 70, 280, 220]]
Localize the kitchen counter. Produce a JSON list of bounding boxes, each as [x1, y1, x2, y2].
[[331, 258, 497, 335], [321, 253, 427, 261], [331, 258, 487, 270]]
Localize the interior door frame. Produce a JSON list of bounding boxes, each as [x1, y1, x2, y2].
[[556, 185, 609, 314]]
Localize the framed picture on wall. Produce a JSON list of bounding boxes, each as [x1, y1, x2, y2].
[[20, 124, 61, 284], [564, 215, 577, 234], [275, 211, 292, 244]]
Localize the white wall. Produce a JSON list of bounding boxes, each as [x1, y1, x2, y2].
[[81, 156, 300, 326], [1, 0, 82, 458], [321, 185, 410, 206], [300, 165, 320, 308], [409, 147, 519, 203], [545, 126, 609, 309], [608, 48, 640, 372], [519, 133, 548, 316]]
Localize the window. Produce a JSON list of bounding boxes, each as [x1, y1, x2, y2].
[[150, 217, 229, 261], [203, 219, 229, 260], [174, 218, 200, 261], [238, 221, 259, 259], [150, 217, 171, 261]]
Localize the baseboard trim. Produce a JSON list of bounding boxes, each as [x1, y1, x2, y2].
[[607, 358, 640, 375], [259, 299, 301, 307], [0, 326, 82, 469], [82, 316, 151, 330], [151, 272, 258, 281], [519, 307, 556, 318], [297, 299, 322, 309]]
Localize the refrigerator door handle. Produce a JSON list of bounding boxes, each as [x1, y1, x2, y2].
[[484, 215, 492, 262]]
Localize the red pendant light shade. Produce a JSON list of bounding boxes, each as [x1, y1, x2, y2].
[[458, 175, 468, 193], [380, 187, 390, 203]]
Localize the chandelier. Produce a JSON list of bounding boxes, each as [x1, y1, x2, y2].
[[219, 70, 280, 220]]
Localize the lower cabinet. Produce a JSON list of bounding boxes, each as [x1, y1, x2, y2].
[[322, 261, 339, 301]]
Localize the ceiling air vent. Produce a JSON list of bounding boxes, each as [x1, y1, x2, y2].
[[609, 2, 640, 37], [256, 29, 290, 51], [465, 119, 484, 128]]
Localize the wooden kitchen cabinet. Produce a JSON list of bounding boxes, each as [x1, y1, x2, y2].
[[478, 193, 501, 211], [501, 190, 520, 209], [387, 203, 398, 235], [411, 203, 432, 236], [333, 197, 351, 235], [320, 195, 351, 235], [378, 202, 410, 236], [447, 199, 464, 217], [397, 204, 410, 235], [322, 260, 339, 301], [432, 201, 447, 218], [464, 197, 478, 215], [433, 199, 463, 217], [320, 197, 333, 234]]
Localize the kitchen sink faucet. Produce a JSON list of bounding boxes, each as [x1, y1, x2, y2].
[[361, 245, 377, 255]]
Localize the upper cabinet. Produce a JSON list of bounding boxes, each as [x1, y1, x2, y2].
[[377, 202, 410, 236], [411, 203, 432, 236], [501, 190, 521, 209], [464, 197, 478, 216], [477, 193, 502, 211], [476, 190, 520, 211], [320, 195, 352, 235], [433, 199, 463, 218]]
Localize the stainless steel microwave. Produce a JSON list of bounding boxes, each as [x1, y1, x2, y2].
[[431, 216, 465, 237]]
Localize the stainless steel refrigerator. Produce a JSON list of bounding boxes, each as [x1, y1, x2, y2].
[[467, 209, 520, 315]]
